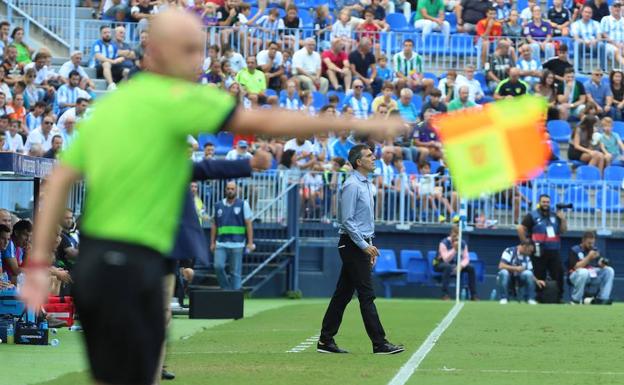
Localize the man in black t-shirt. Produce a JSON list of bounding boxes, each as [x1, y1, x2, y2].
[[55, 208, 79, 271], [542, 43, 573, 88], [456, 0, 490, 34], [348, 38, 381, 95], [494, 68, 529, 99], [217, 0, 239, 27], [586, 0, 610, 21], [547, 0, 571, 37]]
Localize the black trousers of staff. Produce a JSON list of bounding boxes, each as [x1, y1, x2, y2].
[[320, 234, 386, 346], [531, 249, 564, 300]]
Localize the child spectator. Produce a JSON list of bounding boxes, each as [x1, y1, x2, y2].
[[256, 8, 284, 42], [502, 9, 523, 40], [200, 60, 223, 85], [314, 5, 333, 50], [280, 80, 302, 110], [548, 0, 572, 37], [599, 116, 624, 166], [493, 0, 511, 21], [331, 9, 355, 51], [282, 4, 302, 47], [372, 81, 398, 112], [372, 53, 392, 83], [476, 7, 503, 67], [300, 90, 316, 115]]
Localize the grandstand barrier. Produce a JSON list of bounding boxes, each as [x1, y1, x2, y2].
[[0, 152, 55, 217], [3, 0, 72, 50]]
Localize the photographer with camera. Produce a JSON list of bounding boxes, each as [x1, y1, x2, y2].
[[517, 194, 567, 302], [568, 231, 614, 305]]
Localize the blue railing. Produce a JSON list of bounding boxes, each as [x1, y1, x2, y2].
[[2, 0, 72, 50]]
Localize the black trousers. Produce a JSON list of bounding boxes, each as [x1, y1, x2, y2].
[[434, 262, 477, 297], [531, 249, 564, 299], [320, 234, 387, 346]]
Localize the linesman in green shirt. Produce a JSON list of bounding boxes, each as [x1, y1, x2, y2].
[[21, 10, 405, 385]]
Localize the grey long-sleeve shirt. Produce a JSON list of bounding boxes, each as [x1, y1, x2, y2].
[[338, 172, 375, 250]]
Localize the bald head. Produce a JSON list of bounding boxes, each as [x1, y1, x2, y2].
[[0, 209, 11, 229], [145, 10, 206, 82]]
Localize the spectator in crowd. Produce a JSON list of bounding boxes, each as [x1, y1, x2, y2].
[[256, 8, 284, 44], [57, 97, 89, 132], [494, 67, 529, 100], [493, 0, 510, 22], [0, 115, 8, 135], [0, 222, 18, 283], [284, 136, 316, 169], [280, 80, 303, 110], [600, 2, 624, 67], [331, 128, 355, 159], [609, 69, 624, 120], [21, 69, 42, 107], [373, 56, 393, 83], [27, 143, 43, 157], [235, 56, 276, 106], [131, 0, 159, 34], [293, 38, 329, 93], [456, 64, 485, 103], [518, 194, 566, 302], [9, 93, 26, 126], [568, 231, 614, 304], [393, 39, 432, 94], [210, 181, 254, 291], [91, 25, 128, 90], [11, 27, 32, 65], [202, 44, 220, 72], [456, 0, 490, 34], [349, 38, 381, 95], [584, 69, 613, 117], [571, 6, 601, 57], [331, 9, 356, 51], [420, 88, 447, 117], [4, 119, 24, 153], [367, 0, 388, 21], [335, 0, 365, 16], [203, 142, 215, 160], [256, 41, 286, 92], [558, 67, 587, 120], [2, 219, 31, 282], [435, 225, 478, 300], [397, 87, 419, 124], [0, 67, 12, 103], [278, 149, 297, 170], [344, 79, 371, 119], [448, 85, 477, 111], [56, 71, 84, 115], [548, 0, 571, 38], [414, 0, 451, 46], [312, 130, 331, 163], [314, 5, 333, 49], [24, 101, 45, 132], [374, 145, 399, 219], [25, 116, 55, 153], [485, 40, 514, 91], [497, 241, 543, 305], [2, 45, 22, 86], [438, 70, 458, 104], [301, 163, 325, 218], [0, 21, 10, 58], [59, 51, 96, 93], [356, 7, 385, 48], [476, 7, 502, 67], [587, 0, 610, 21], [200, 60, 223, 85], [60, 116, 76, 150], [55, 209, 79, 271], [412, 108, 443, 160], [372, 81, 398, 112], [503, 9, 522, 39], [542, 43, 573, 89], [222, 45, 245, 74], [536, 70, 559, 107], [524, 5, 555, 60], [132, 30, 149, 73], [322, 39, 352, 92], [0, 92, 14, 117], [100, 0, 130, 20], [599, 116, 624, 166], [23, 51, 56, 101], [226, 140, 253, 160], [519, 0, 537, 24], [568, 116, 606, 170], [281, 5, 303, 47], [113, 26, 136, 72], [43, 135, 63, 159]]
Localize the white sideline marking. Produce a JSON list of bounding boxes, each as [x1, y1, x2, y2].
[[387, 302, 464, 385], [416, 368, 624, 376], [286, 333, 320, 353]]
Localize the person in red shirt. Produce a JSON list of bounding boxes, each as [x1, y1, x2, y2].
[[476, 7, 503, 68], [357, 8, 384, 48], [321, 39, 353, 92], [8, 92, 26, 127]]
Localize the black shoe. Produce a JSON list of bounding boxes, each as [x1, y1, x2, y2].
[[373, 342, 405, 355], [591, 298, 613, 305], [317, 340, 349, 354], [161, 368, 176, 380]]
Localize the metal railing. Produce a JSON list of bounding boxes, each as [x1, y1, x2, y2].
[[8, 0, 76, 48], [2, 0, 72, 50]]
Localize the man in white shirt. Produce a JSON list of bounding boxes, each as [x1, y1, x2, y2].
[[256, 42, 285, 91], [515, 44, 542, 89], [223, 45, 245, 74], [284, 137, 315, 169], [225, 140, 253, 160], [292, 38, 329, 93], [25, 116, 55, 153], [60, 116, 77, 150], [601, 1, 624, 66], [59, 51, 96, 92], [4, 119, 24, 153], [57, 98, 90, 132], [57, 71, 82, 115], [455, 64, 485, 103]]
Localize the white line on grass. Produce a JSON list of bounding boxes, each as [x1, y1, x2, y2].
[[387, 302, 464, 385], [415, 368, 624, 376], [286, 333, 320, 353]]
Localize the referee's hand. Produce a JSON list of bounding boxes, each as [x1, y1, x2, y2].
[[363, 246, 379, 267]]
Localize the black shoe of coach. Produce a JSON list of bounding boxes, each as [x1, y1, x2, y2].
[[373, 342, 405, 355], [317, 340, 349, 354]]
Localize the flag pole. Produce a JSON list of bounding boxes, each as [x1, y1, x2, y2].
[[455, 198, 467, 303]]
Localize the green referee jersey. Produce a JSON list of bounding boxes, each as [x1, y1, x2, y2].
[[61, 72, 237, 254]]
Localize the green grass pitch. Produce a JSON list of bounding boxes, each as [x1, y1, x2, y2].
[[1, 299, 623, 385]]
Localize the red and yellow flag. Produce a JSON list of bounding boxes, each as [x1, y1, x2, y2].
[[431, 96, 550, 199]]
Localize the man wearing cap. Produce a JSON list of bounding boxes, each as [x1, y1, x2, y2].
[[600, 1, 624, 66], [59, 51, 96, 93], [226, 140, 253, 160]]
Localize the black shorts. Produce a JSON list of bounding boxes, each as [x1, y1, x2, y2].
[[96, 63, 126, 83], [72, 235, 166, 385], [178, 258, 195, 269]]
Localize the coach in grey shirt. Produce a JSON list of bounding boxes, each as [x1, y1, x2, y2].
[[318, 144, 404, 355]]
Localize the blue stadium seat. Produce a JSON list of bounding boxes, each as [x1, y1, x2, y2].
[[596, 188, 623, 212], [426, 250, 441, 280], [613, 121, 624, 138], [550, 141, 560, 161], [299, 10, 313, 27], [423, 72, 438, 88], [429, 159, 441, 173], [422, 33, 448, 55], [198, 133, 217, 149], [468, 252, 485, 283], [362, 91, 373, 106], [312, 91, 327, 110], [326, 90, 345, 108], [547, 120, 572, 143], [449, 33, 476, 57], [563, 186, 593, 211], [604, 166, 624, 184], [215, 132, 234, 155], [265, 88, 277, 97], [387, 13, 412, 32], [374, 249, 408, 298], [546, 162, 572, 180], [473, 72, 490, 95], [445, 12, 457, 34], [411, 93, 423, 112], [517, 0, 528, 11], [576, 165, 601, 182], [400, 250, 427, 283], [403, 160, 418, 175]]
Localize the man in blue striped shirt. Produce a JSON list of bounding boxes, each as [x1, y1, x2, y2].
[[318, 144, 405, 355], [91, 25, 128, 90], [571, 6, 601, 58], [600, 1, 624, 66], [56, 71, 82, 116]]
